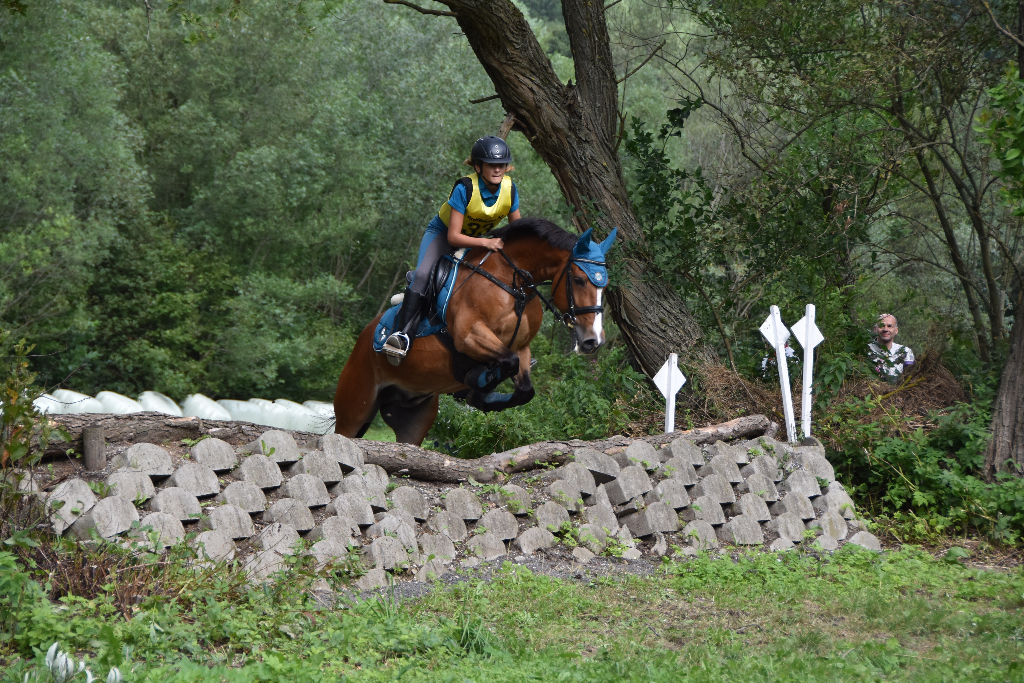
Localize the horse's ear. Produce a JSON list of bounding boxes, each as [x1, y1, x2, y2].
[[599, 227, 618, 255], [576, 227, 595, 248]]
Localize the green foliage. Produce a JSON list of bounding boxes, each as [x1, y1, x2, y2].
[[978, 70, 1024, 212]]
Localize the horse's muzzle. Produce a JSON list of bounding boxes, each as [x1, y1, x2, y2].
[[577, 337, 602, 354]]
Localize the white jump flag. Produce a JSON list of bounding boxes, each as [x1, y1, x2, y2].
[[759, 305, 797, 443], [791, 304, 824, 439], [653, 353, 686, 433]]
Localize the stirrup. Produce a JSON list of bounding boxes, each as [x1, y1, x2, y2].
[[383, 331, 411, 366]]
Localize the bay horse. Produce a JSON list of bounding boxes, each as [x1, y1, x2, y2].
[[333, 217, 617, 445]]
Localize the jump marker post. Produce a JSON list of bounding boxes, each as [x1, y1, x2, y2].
[[791, 303, 825, 439], [653, 353, 686, 433], [760, 305, 797, 443]]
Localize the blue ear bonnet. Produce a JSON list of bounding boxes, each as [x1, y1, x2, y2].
[[571, 227, 618, 287]]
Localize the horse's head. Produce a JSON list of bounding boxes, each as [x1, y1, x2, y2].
[[559, 227, 618, 354]]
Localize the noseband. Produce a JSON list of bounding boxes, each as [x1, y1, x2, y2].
[[454, 242, 605, 346]]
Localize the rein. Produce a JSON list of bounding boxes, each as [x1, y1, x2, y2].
[[452, 245, 605, 346]]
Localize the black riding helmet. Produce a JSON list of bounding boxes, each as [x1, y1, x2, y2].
[[471, 136, 512, 165]]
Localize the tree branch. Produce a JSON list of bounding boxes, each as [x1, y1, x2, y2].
[[617, 41, 665, 84], [469, 93, 500, 104], [382, 0, 456, 17], [982, 1, 1024, 48]]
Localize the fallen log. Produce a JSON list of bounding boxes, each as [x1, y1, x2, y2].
[[40, 412, 772, 483]]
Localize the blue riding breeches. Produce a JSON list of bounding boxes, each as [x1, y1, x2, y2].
[[411, 226, 451, 295]]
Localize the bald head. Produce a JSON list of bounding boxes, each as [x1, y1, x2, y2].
[[874, 314, 899, 349]]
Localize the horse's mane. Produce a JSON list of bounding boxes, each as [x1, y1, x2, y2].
[[490, 217, 577, 251]]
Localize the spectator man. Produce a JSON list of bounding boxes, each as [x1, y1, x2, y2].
[[868, 313, 915, 382]]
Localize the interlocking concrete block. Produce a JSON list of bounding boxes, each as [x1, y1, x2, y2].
[[738, 472, 779, 502], [657, 456, 698, 485], [546, 479, 582, 511], [191, 438, 237, 472], [534, 501, 570, 532], [307, 516, 361, 547], [668, 437, 705, 466], [389, 486, 427, 521], [577, 523, 607, 552], [613, 496, 643, 518], [809, 510, 849, 540], [768, 512, 807, 543], [467, 531, 507, 560], [192, 529, 235, 562], [215, 481, 267, 513], [258, 523, 301, 555], [707, 440, 749, 465], [319, 433, 365, 472], [201, 504, 254, 540], [285, 473, 330, 507], [364, 535, 410, 570], [573, 447, 620, 484], [770, 537, 795, 552], [813, 534, 839, 551], [782, 471, 822, 499], [366, 514, 418, 558], [717, 514, 764, 545], [621, 502, 679, 537], [728, 492, 771, 522], [359, 463, 389, 490], [265, 498, 316, 531], [416, 559, 449, 582], [477, 509, 519, 540], [683, 495, 726, 525], [331, 474, 387, 512], [646, 479, 691, 510], [615, 525, 637, 549], [68, 496, 139, 540], [418, 533, 456, 562], [691, 473, 736, 505], [111, 443, 174, 478], [682, 520, 718, 550], [130, 512, 185, 548], [813, 485, 856, 519], [378, 506, 416, 532], [106, 470, 155, 502], [245, 550, 285, 582], [444, 488, 482, 521], [773, 492, 815, 520], [584, 502, 618, 533], [495, 484, 532, 515], [625, 441, 662, 471], [573, 546, 596, 564], [356, 568, 388, 589], [794, 450, 835, 483], [741, 454, 781, 482], [755, 436, 790, 460], [559, 462, 596, 497], [148, 487, 201, 522], [589, 484, 611, 508], [168, 463, 220, 498], [308, 538, 352, 568], [604, 465, 653, 505], [426, 510, 468, 542], [291, 451, 343, 484], [516, 526, 556, 554], [697, 453, 743, 484], [847, 531, 882, 551], [236, 454, 283, 489], [249, 430, 301, 464]]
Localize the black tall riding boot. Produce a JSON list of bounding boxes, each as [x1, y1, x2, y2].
[[383, 289, 425, 365]]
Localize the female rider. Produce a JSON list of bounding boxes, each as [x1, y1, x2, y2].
[[383, 136, 521, 363]]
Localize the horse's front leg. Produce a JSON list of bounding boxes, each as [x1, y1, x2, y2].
[[458, 321, 520, 392], [465, 345, 536, 413]]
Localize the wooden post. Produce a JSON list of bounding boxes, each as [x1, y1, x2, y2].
[[82, 426, 106, 471]]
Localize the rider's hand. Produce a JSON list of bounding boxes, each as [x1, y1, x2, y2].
[[483, 238, 504, 251]]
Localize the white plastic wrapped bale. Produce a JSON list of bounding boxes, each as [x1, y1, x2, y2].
[[218, 399, 266, 424], [182, 394, 232, 421], [95, 391, 145, 414], [303, 401, 334, 418], [274, 399, 330, 434], [137, 391, 183, 416], [248, 399, 305, 431], [33, 394, 64, 414], [51, 389, 106, 414]]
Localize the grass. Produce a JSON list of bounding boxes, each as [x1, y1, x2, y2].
[[3, 544, 1024, 681]]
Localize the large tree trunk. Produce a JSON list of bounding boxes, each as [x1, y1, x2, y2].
[[985, 307, 1024, 478], [411, 0, 715, 375]]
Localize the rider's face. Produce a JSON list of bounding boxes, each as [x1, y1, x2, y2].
[[477, 162, 507, 188]]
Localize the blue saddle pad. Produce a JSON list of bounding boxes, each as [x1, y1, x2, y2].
[[372, 255, 461, 353]]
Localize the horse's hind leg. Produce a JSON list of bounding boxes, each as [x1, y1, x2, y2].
[[380, 393, 439, 446], [334, 329, 382, 438]]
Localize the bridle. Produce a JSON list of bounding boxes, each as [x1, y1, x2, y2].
[[451, 244, 605, 346]]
